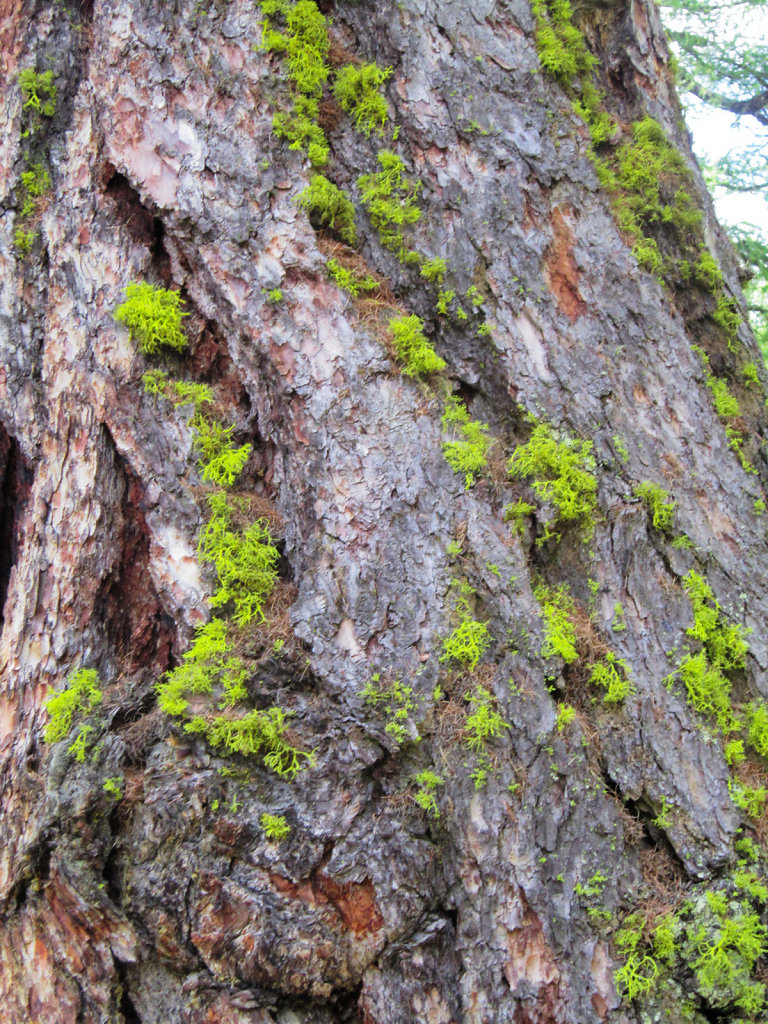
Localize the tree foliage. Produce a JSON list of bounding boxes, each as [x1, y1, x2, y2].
[[659, 0, 768, 354]]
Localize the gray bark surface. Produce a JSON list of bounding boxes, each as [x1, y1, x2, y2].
[[0, 0, 767, 1021]]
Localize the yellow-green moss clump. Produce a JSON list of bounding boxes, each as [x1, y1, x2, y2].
[[508, 420, 597, 544], [114, 282, 188, 354], [388, 314, 446, 377]]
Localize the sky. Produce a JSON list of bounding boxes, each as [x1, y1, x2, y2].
[[661, 1, 768, 240], [684, 98, 768, 236]]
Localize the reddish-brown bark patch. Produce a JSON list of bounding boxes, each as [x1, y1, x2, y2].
[[545, 208, 587, 321], [314, 872, 384, 935], [505, 894, 563, 1023], [591, 991, 609, 1017], [269, 870, 384, 936]]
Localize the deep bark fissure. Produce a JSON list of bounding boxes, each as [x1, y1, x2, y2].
[[104, 169, 172, 283], [94, 436, 175, 676], [110, 957, 141, 1024], [0, 424, 31, 628]]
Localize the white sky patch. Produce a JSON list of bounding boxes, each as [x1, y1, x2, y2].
[[684, 97, 768, 235], [661, 3, 768, 239]]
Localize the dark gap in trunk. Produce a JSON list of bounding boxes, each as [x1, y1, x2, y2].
[[94, 435, 175, 676], [0, 424, 32, 628], [103, 169, 171, 283]]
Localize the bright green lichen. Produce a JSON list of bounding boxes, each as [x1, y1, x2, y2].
[[171, 380, 214, 410], [127, 232, 313, 784], [326, 258, 378, 297], [14, 159, 51, 259], [614, 877, 768, 1014], [260, 812, 291, 840], [441, 396, 492, 488], [441, 580, 491, 670], [142, 369, 170, 396], [360, 674, 420, 745], [197, 493, 280, 626], [67, 725, 94, 763], [18, 67, 57, 133], [192, 416, 252, 487], [589, 652, 634, 704], [574, 870, 608, 918], [156, 619, 250, 718], [742, 362, 760, 386], [532, 0, 744, 358], [508, 420, 597, 544], [730, 779, 768, 820], [535, 583, 578, 663], [333, 62, 391, 136], [413, 768, 443, 818], [611, 602, 627, 632], [18, 163, 50, 217], [725, 738, 746, 766], [44, 668, 103, 745], [464, 685, 508, 750], [442, 619, 491, 670], [556, 702, 576, 731], [694, 250, 721, 291], [530, 0, 595, 85], [667, 571, 751, 735], [671, 534, 694, 551], [745, 701, 768, 759], [145, 379, 250, 489], [261, 0, 329, 92], [260, 0, 331, 166], [296, 175, 357, 245], [709, 375, 741, 419], [693, 348, 756, 474], [13, 227, 37, 256], [388, 314, 446, 377], [272, 95, 330, 168], [504, 498, 536, 537], [463, 685, 508, 788], [691, 257, 743, 351], [684, 570, 750, 673], [652, 916, 677, 964], [633, 480, 676, 535], [114, 282, 188, 354], [282, 0, 329, 91], [436, 289, 455, 316], [103, 777, 123, 798], [712, 293, 742, 345], [612, 435, 630, 463], [690, 891, 767, 1014], [735, 870, 768, 904], [535, 584, 633, 701], [357, 150, 422, 263], [531, 4, 700, 275], [678, 651, 737, 733], [420, 257, 447, 284], [614, 913, 660, 1001], [594, 117, 702, 276], [187, 707, 314, 778]]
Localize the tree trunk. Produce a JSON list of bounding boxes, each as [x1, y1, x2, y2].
[[1, 0, 766, 1022]]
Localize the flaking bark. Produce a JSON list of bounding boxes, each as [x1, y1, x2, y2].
[[1, 0, 767, 1021]]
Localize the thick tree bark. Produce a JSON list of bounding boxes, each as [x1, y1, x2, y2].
[[1, 0, 767, 1022]]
